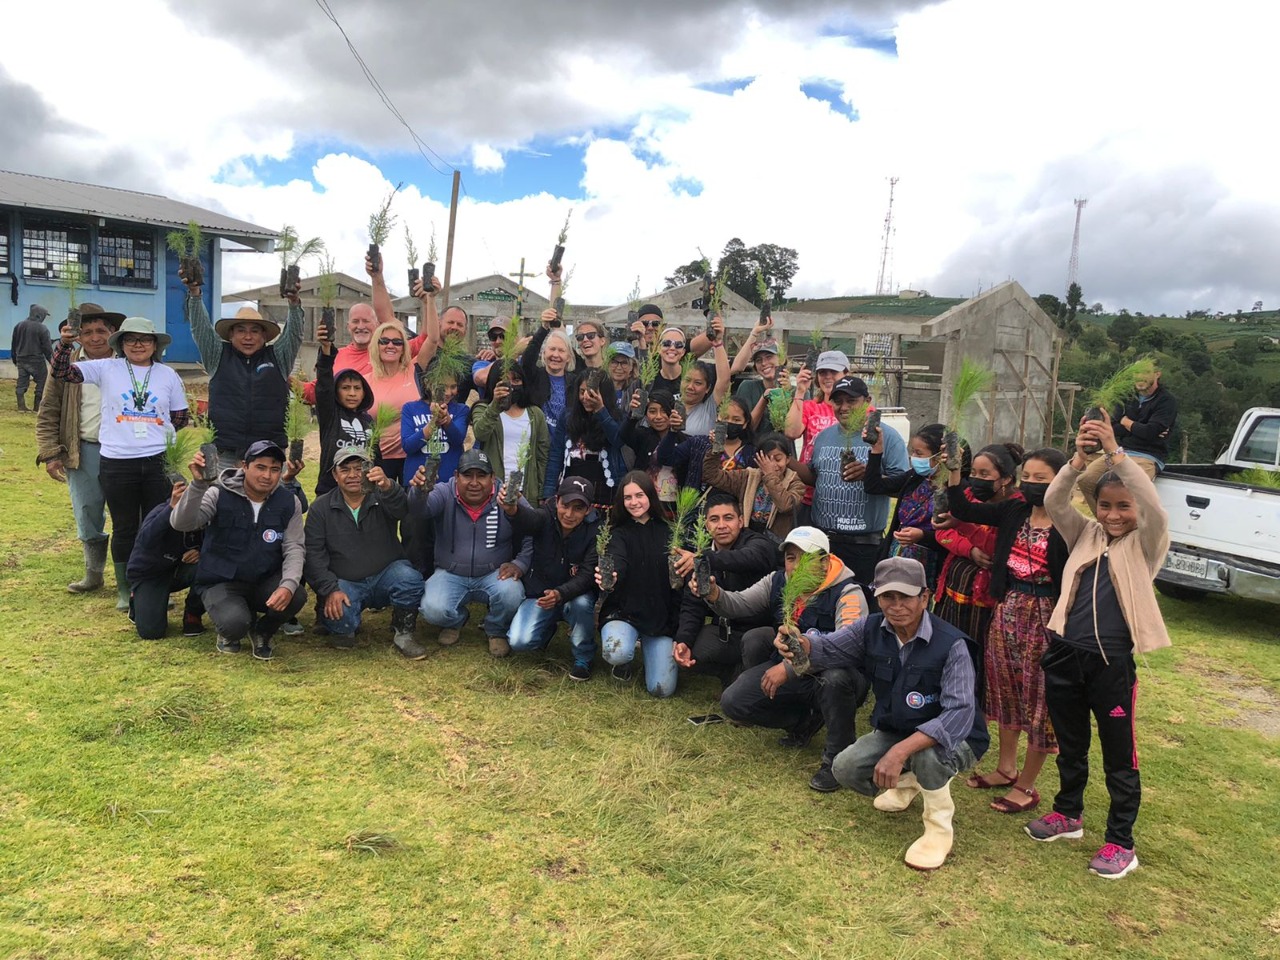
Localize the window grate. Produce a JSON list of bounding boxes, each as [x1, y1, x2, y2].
[[22, 219, 91, 280], [98, 228, 155, 288], [0, 214, 9, 274]]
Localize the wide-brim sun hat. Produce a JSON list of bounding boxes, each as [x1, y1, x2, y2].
[[108, 317, 172, 355], [215, 305, 282, 343]]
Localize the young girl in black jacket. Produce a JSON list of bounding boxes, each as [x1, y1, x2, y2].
[[595, 470, 682, 697]]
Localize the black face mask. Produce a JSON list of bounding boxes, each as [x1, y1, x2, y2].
[[1019, 481, 1050, 507], [508, 386, 528, 408], [725, 423, 746, 440], [967, 478, 998, 502]]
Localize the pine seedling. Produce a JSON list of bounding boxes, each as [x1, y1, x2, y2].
[[669, 486, 705, 553], [755, 268, 769, 307], [285, 385, 311, 444], [499, 316, 523, 378], [558, 210, 572, 246], [59, 260, 83, 308], [717, 393, 734, 420], [317, 253, 339, 308], [840, 404, 869, 450], [277, 225, 325, 269], [595, 517, 613, 556], [368, 184, 402, 247], [515, 429, 531, 472], [1237, 466, 1280, 490], [165, 219, 207, 260], [1088, 356, 1156, 413], [949, 358, 995, 430], [638, 347, 662, 388], [781, 549, 826, 630], [427, 226, 439, 263], [404, 225, 419, 269], [691, 514, 714, 558], [680, 350, 698, 381], [366, 403, 398, 456], [627, 276, 642, 313], [768, 387, 794, 431], [425, 333, 469, 401], [163, 427, 204, 480], [708, 266, 730, 317], [187, 413, 216, 447]]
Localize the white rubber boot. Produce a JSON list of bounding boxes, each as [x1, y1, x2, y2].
[[874, 772, 920, 812], [904, 780, 955, 871]]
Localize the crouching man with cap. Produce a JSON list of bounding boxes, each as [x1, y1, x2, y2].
[[409, 448, 530, 655], [172, 440, 307, 660], [500, 476, 601, 681], [305, 445, 426, 658], [785, 557, 988, 870]]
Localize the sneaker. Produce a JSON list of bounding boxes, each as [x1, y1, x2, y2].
[[1089, 843, 1139, 879], [280, 618, 304, 637], [569, 663, 592, 682], [216, 635, 241, 654], [610, 662, 634, 682], [182, 612, 204, 637], [808, 765, 840, 793], [250, 633, 274, 662], [436, 627, 461, 646], [487, 635, 511, 658], [1025, 812, 1084, 842]]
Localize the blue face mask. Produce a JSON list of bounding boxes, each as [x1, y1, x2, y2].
[[910, 456, 934, 476]]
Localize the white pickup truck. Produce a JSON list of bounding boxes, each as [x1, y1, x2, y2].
[[1155, 407, 1280, 604]]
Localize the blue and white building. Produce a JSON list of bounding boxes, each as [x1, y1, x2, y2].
[[0, 169, 275, 367]]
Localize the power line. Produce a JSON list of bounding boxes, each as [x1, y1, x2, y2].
[[313, 0, 456, 177]]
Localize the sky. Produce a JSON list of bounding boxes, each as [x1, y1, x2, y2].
[[3, 0, 1278, 316]]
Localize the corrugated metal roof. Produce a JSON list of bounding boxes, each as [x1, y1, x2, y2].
[[784, 295, 965, 317], [0, 169, 277, 248]]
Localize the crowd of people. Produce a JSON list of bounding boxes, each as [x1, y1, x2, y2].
[[26, 257, 1180, 878]]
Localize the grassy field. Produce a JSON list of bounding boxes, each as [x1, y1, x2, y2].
[[1, 392, 1278, 960]]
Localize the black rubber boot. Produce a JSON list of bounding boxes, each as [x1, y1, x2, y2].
[[391, 606, 426, 660]]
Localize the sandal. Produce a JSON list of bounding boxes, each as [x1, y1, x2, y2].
[[990, 785, 1040, 814], [966, 768, 1019, 790]]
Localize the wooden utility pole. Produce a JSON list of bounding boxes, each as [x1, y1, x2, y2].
[[441, 170, 461, 308]]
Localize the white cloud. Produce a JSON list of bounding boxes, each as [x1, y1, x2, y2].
[[470, 144, 506, 173]]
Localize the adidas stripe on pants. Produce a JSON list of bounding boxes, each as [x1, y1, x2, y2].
[[1041, 639, 1141, 849]]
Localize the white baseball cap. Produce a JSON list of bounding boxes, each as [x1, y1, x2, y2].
[[782, 526, 830, 554]]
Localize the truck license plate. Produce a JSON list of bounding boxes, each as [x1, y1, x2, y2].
[[1163, 551, 1210, 580]]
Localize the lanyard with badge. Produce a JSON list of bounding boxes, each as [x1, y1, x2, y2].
[[126, 361, 154, 438]]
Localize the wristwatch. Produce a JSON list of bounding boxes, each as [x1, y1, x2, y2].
[[1103, 446, 1125, 465]]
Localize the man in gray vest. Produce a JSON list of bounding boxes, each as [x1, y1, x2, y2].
[[182, 271, 303, 470], [12, 303, 53, 412], [172, 440, 307, 661]]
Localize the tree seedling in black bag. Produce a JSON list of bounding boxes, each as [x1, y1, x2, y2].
[[550, 209, 571, 273], [59, 261, 83, 337], [366, 182, 402, 276], [277, 224, 323, 297], [166, 219, 207, 289]]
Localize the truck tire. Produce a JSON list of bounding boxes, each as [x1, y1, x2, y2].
[[1156, 580, 1206, 602]]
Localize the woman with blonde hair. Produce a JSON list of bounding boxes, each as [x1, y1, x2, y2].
[[366, 321, 419, 483]]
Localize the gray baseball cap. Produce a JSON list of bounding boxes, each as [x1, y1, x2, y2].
[[872, 557, 927, 597]]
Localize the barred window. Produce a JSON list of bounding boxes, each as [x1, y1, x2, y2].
[[0, 214, 9, 274], [22, 219, 90, 281], [98, 228, 155, 288]]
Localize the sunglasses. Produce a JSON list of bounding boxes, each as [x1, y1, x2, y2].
[[643, 320, 662, 328], [574, 331, 600, 343], [378, 337, 405, 347], [487, 330, 505, 341], [660, 339, 684, 349]]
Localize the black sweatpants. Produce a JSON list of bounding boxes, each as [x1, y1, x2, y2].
[[721, 661, 869, 766], [133, 564, 202, 640], [99, 454, 171, 563], [684, 623, 748, 688], [200, 575, 307, 643], [1041, 640, 1141, 848]]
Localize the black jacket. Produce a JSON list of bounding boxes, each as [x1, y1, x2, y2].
[[675, 528, 778, 646], [1112, 384, 1177, 463], [508, 500, 600, 601], [601, 517, 680, 636], [304, 482, 409, 596], [127, 502, 202, 583], [944, 489, 1068, 602], [314, 348, 374, 496]]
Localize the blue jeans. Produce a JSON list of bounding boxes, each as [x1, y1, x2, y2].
[[600, 620, 678, 698], [67, 441, 108, 543], [320, 560, 426, 636], [420, 568, 524, 637], [832, 728, 978, 794], [509, 593, 596, 667]]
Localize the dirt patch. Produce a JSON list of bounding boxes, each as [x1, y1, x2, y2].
[[1182, 662, 1280, 737]]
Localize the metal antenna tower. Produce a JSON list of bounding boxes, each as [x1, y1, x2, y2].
[[875, 176, 899, 296], [1066, 198, 1087, 292]]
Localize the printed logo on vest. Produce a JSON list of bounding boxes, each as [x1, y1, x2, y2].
[[262, 529, 280, 543], [905, 691, 937, 709]]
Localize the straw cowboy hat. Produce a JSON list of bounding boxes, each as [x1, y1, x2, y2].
[[215, 306, 281, 342], [108, 317, 172, 354]]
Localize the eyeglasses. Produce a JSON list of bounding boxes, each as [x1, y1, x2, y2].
[[660, 339, 684, 349], [378, 337, 405, 347], [121, 335, 153, 345], [643, 320, 662, 328], [574, 331, 600, 343]]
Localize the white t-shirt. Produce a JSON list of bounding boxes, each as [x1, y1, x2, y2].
[[501, 408, 531, 477], [74, 358, 188, 459]]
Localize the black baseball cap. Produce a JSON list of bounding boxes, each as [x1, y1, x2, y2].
[[557, 476, 594, 506], [831, 376, 870, 400], [457, 449, 494, 475], [243, 440, 287, 463]]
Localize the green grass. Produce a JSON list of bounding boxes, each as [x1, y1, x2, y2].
[[1, 391, 1279, 959]]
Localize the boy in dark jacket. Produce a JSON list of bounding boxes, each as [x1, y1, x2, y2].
[[500, 476, 601, 680], [314, 327, 374, 496], [672, 491, 777, 687], [127, 480, 204, 639]]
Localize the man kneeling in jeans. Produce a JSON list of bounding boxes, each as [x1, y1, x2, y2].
[[782, 557, 989, 870], [500, 476, 600, 681], [305, 446, 426, 658], [409, 448, 530, 655], [173, 440, 307, 660]]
